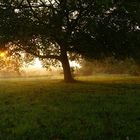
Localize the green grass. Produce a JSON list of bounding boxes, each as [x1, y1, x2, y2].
[[0, 75, 140, 140]]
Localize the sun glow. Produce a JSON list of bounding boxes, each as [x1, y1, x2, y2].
[[33, 58, 42, 68], [24, 58, 43, 70], [31, 58, 81, 69], [70, 61, 81, 68], [0, 52, 6, 57]]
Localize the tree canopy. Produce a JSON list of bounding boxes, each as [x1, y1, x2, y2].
[[0, 0, 140, 82]]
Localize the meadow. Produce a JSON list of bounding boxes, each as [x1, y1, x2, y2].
[[0, 75, 140, 140]]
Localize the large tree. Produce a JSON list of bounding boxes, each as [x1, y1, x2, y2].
[[0, 0, 140, 82]]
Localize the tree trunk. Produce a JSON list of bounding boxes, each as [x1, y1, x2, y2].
[[60, 49, 74, 83]]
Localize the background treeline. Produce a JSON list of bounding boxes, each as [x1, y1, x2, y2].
[[78, 57, 140, 76]]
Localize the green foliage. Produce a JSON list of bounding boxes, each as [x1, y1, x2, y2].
[[0, 76, 140, 139]]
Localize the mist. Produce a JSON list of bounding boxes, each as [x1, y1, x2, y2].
[[0, 56, 140, 79], [78, 57, 140, 76]]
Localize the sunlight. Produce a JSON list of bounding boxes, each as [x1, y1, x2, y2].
[[0, 52, 6, 58], [33, 58, 42, 69], [70, 61, 81, 68], [31, 58, 81, 69]]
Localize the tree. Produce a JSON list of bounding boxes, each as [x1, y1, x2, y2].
[[0, 0, 140, 82], [0, 50, 22, 76]]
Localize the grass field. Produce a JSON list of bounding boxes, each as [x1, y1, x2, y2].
[[0, 75, 140, 140]]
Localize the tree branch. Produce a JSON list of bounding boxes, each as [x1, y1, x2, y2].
[[19, 46, 60, 60], [31, 52, 61, 60]]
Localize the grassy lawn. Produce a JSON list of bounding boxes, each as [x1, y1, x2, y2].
[[0, 75, 140, 140]]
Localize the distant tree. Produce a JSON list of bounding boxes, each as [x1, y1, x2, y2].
[[0, 0, 140, 82], [0, 50, 22, 75]]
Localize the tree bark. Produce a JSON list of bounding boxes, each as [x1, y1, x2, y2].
[[60, 48, 74, 83]]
